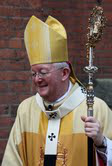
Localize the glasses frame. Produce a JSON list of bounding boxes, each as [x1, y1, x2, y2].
[[31, 67, 63, 78]]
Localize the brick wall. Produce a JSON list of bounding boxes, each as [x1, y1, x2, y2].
[[0, 0, 112, 164]]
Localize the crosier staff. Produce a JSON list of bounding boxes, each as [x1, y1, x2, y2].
[[84, 2, 106, 166]]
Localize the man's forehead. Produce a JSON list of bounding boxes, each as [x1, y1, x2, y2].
[[31, 63, 54, 70]]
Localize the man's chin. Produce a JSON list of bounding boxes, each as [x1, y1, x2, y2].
[[37, 89, 48, 99]]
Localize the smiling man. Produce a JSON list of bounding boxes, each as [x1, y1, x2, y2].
[[2, 15, 112, 166], [31, 63, 70, 102]]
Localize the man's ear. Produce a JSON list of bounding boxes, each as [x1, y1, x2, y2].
[[62, 68, 71, 81]]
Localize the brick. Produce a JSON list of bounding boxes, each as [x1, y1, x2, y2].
[[18, 94, 32, 103], [8, 17, 28, 31], [0, 93, 31, 105], [68, 42, 84, 50], [0, 60, 26, 71], [43, 1, 94, 10], [70, 2, 94, 10], [0, 18, 9, 30], [0, 6, 41, 17], [0, 82, 8, 92], [0, 94, 18, 104], [0, 71, 30, 81], [0, 117, 14, 128], [0, 49, 27, 61], [48, 8, 89, 17], [8, 38, 23, 49], [98, 59, 112, 66], [95, 50, 112, 58], [0, 152, 4, 165], [103, 4, 112, 12], [0, 49, 16, 59], [0, 128, 10, 139], [15, 30, 24, 38], [15, 50, 28, 61], [0, 40, 8, 48], [0, 17, 28, 32], [26, 0, 42, 8], [0, 141, 7, 158], [0, 0, 30, 8], [0, 29, 16, 39], [101, 67, 112, 74], [0, 105, 9, 115], [43, 1, 70, 8], [0, 143, 8, 166], [9, 82, 31, 93], [0, 28, 24, 39], [10, 104, 18, 117]]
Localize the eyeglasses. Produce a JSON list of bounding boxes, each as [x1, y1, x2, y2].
[[31, 67, 63, 78]]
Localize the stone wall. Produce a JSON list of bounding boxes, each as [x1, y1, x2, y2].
[[94, 79, 112, 109]]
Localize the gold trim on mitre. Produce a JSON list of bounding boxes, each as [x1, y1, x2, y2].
[[24, 15, 68, 65]]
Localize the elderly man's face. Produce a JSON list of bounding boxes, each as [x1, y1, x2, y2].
[[31, 63, 68, 102]]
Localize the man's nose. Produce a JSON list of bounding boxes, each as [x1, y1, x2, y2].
[[34, 75, 42, 82]]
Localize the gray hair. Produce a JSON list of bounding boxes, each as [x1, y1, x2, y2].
[[53, 62, 70, 69]]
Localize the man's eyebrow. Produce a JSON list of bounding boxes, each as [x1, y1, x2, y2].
[[31, 69, 48, 72]]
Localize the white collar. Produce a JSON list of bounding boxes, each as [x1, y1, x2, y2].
[[55, 81, 72, 103], [35, 84, 86, 119]]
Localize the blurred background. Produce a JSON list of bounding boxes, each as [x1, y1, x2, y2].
[[0, 0, 112, 164]]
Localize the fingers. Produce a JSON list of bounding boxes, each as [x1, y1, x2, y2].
[[81, 116, 101, 139], [81, 116, 86, 122], [84, 127, 100, 138], [84, 131, 98, 139], [81, 116, 103, 145], [81, 116, 97, 123], [85, 121, 100, 129]]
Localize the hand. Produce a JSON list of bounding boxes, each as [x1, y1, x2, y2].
[[81, 116, 104, 146]]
